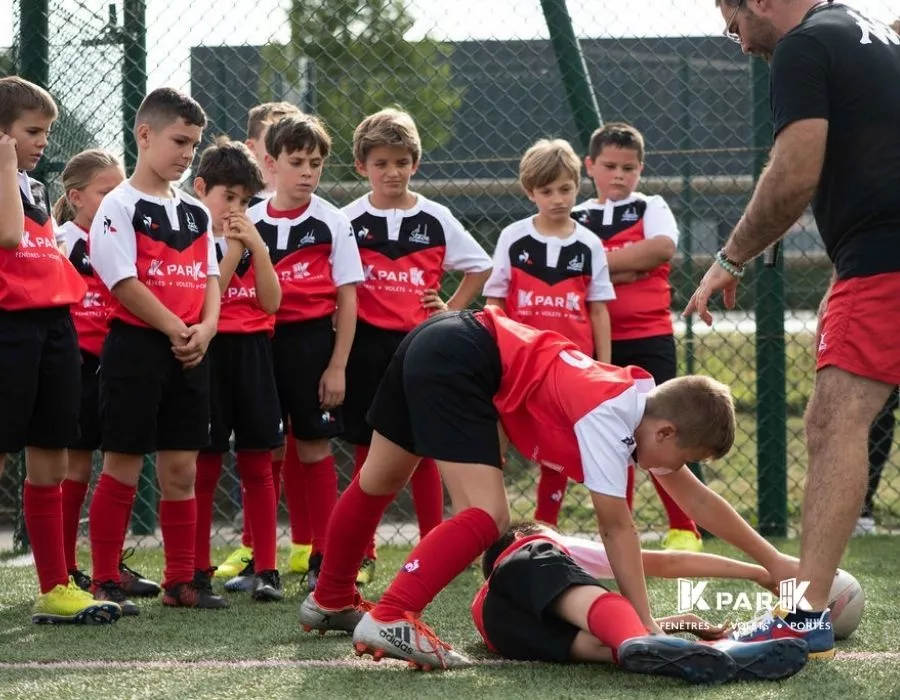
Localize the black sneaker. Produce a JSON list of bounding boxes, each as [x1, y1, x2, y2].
[[118, 547, 162, 598], [92, 580, 140, 616], [305, 552, 323, 592], [162, 569, 229, 609], [70, 569, 92, 592], [252, 569, 283, 602], [225, 558, 255, 593]]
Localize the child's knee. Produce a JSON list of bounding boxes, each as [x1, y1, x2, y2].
[[157, 453, 197, 498]]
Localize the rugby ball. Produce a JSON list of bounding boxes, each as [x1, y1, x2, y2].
[[829, 569, 865, 640]]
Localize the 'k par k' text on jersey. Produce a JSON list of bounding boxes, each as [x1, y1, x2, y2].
[[59, 220, 113, 355]]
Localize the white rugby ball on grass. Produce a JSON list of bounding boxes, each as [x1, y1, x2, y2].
[[829, 569, 864, 640]]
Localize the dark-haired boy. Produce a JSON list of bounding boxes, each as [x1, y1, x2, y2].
[[88, 87, 226, 613], [192, 139, 284, 601]]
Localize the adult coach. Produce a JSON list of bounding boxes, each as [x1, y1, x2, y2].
[[685, 1, 900, 657]]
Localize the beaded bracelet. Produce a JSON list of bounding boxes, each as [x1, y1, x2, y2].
[[715, 249, 746, 278]]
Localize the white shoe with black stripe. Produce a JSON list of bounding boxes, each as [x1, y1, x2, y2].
[[351, 612, 472, 671]]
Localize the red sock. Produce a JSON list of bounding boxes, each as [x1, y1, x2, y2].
[[89, 473, 136, 584], [302, 456, 337, 555], [626, 465, 635, 512], [314, 476, 395, 610], [651, 473, 700, 535], [410, 458, 443, 539], [533, 467, 568, 527], [586, 592, 649, 663], [61, 479, 89, 573], [353, 445, 377, 560], [194, 453, 222, 572], [237, 451, 276, 571], [272, 458, 284, 510], [160, 499, 197, 587], [373, 507, 499, 621], [23, 482, 69, 593]]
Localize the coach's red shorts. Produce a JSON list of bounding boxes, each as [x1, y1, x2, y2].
[[817, 271, 900, 385]]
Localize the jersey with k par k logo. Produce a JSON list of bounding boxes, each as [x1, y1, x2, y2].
[[342, 194, 492, 332], [483, 217, 614, 356], [0, 173, 87, 311], [478, 305, 655, 497], [89, 182, 219, 328], [248, 195, 364, 324], [571, 193, 678, 341], [59, 220, 113, 355], [770, 3, 900, 278], [214, 238, 276, 335]]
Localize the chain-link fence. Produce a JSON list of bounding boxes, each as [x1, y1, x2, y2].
[[2, 0, 899, 550]]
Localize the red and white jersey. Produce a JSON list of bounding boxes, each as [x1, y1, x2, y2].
[[572, 193, 678, 341], [342, 194, 492, 332], [0, 172, 86, 311], [470, 531, 614, 649], [214, 238, 276, 335], [249, 195, 363, 325], [479, 305, 655, 497], [59, 221, 113, 355], [483, 217, 614, 356], [90, 182, 219, 328]]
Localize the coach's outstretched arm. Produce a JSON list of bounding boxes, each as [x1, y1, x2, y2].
[[652, 466, 789, 575]]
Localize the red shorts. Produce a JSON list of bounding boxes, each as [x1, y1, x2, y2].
[[817, 272, 900, 385]]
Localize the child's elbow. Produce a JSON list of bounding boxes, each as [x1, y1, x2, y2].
[[0, 229, 22, 249], [260, 295, 281, 315]]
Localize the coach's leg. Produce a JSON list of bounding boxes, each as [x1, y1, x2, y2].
[[798, 367, 894, 608]]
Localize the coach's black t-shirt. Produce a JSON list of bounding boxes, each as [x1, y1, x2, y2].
[[770, 3, 900, 279]]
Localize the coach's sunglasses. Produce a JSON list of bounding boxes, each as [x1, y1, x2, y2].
[[723, 0, 746, 44]]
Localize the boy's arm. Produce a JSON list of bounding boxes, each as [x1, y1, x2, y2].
[[653, 466, 784, 572], [641, 550, 771, 589], [446, 269, 492, 311], [217, 239, 243, 293], [110, 279, 189, 343], [319, 283, 357, 410], [174, 232, 221, 369], [606, 198, 678, 274], [225, 212, 281, 315], [485, 297, 506, 310], [0, 136, 23, 249], [588, 302, 611, 363], [591, 491, 660, 632]]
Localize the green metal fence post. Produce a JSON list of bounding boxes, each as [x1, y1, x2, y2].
[[540, 0, 602, 149], [14, 0, 51, 552], [122, 0, 147, 174], [751, 57, 787, 537]]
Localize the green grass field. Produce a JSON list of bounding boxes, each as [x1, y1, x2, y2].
[[1, 539, 899, 699]]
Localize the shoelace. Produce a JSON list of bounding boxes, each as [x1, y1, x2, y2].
[[402, 613, 453, 668], [352, 593, 375, 613], [62, 581, 93, 600], [119, 547, 146, 578]]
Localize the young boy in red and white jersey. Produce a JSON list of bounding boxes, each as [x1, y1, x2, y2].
[[191, 139, 285, 602], [340, 108, 492, 588], [0, 76, 119, 625], [301, 307, 768, 671], [215, 100, 309, 582], [247, 114, 363, 592], [484, 138, 614, 528], [54, 149, 161, 599], [573, 122, 702, 552], [472, 521, 808, 683], [88, 87, 227, 614]]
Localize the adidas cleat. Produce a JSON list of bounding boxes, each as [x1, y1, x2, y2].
[[33, 580, 121, 625], [214, 545, 253, 579], [118, 547, 162, 598], [299, 592, 372, 634], [225, 559, 255, 593], [618, 635, 735, 685], [351, 612, 472, 671], [252, 570, 283, 602], [711, 638, 808, 681]]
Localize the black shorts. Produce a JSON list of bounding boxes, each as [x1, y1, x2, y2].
[[368, 311, 502, 466], [343, 321, 408, 446], [481, 540, 604, 662], [0, 307, 80, 453], [99, 321, 211, 454], [611, 334, 676, 385], [71, 349, 102, 451], [202, 332, 284, 453], [272, 317, 343, 441]]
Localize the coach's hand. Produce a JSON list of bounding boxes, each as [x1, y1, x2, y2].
[[0, 134, 17, 170], [174, 322, 216, 369], [684, 262, 740, 326], [319, 363, 346, 410]]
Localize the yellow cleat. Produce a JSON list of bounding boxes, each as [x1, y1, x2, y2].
[[289, 543, 313, 574], [662, 529, 703, 552], [214, 546, 253, 579], [356, 558, 376, 586], [32, 579, 121, 625]]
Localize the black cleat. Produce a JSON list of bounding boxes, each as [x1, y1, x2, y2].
[[92, 580, 140, 616], [252, 569, 283, 602], [69, 568, 92, 592], [305, 552, 323, 592], [618, 635, 736, 685], [118, 547, 162, 598], [162, 569, 229, 609]]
